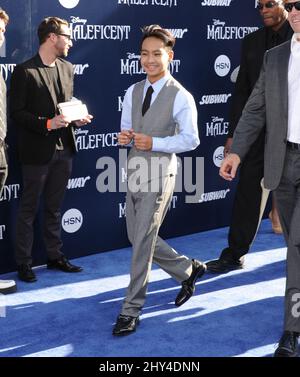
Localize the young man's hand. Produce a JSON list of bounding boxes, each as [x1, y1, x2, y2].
[[132, 132, 152, 151], [118, 129, 134, 145]]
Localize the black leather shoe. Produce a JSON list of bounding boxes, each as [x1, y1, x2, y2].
[[206, 257, 244, 274], [17, 264, 37, 283], [112, 314, 140, 336], [175, 259, 206, 307], [274, 331, 299, 357], [47, 256, 83, 273]]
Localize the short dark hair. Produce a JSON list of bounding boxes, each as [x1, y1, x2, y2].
[[141, 25, 175, 50], [37, 16, 69, 45], [0, 7, 9, 25]]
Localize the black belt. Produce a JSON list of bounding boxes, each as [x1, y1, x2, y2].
[[286, 141, 300, 150]]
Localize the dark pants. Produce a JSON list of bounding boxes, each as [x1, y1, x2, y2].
[[15, 149, 73, 265], [221, 130, 265, 261], [0, 143, 8, 197], [274, 147, 300, 332]]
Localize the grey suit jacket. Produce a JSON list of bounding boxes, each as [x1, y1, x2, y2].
[[231, 40, 290, 191]]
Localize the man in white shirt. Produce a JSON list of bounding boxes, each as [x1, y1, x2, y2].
[[0, 7, 17, 294], [219, 0, 300, 357], [113, 25, 206, 336]]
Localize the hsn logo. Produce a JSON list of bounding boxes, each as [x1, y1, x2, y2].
[[62, 208, 83, 233], [213, 146, 225, 168], [214, 55, 231, 77]]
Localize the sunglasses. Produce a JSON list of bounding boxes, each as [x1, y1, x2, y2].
[[56, 33, 72, 41], [257, 1, 279, 10], [284, 1, 300, 12]]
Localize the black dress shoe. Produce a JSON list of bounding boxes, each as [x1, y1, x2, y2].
[[206, 257, 244, 274], [112, 314, 140, 336], [175, 259, 206, 307], [47, 256, 83, 273], [274, 331, 299, 357], [17, 264, 37, 283]]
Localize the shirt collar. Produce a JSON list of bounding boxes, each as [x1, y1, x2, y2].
[[291, 33, 300, 57], [144, 72, 171, 93]]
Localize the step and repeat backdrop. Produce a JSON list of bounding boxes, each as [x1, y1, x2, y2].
[[0, 0, 261, 272]]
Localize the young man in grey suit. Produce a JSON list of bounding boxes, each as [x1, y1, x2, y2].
[[114, 25, 206, 336], [0, 7, 16, 294], [220, 0, 300, 357]]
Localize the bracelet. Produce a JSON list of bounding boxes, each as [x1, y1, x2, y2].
[[46, 119, 52, 131]]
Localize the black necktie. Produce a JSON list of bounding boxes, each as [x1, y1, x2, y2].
[[142, 85, 154, 116]]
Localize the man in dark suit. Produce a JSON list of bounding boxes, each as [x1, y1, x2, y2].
[[10, 17, 92, 283], [220, 0, 300, 357], [207, 0, 293, 274], [0, 7, 17, 294]]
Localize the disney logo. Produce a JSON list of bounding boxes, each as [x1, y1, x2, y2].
[[127, 53, 141, 59], [70, 16, 87, 25], [213, 19, 225, 26], [74, 128, 89, 136], [212, 116, 224, 123]]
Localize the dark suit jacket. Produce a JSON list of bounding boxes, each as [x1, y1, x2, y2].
[[10, 54, 77, 164], [231, 40, 291, 191], [228, 21, 293, 137]]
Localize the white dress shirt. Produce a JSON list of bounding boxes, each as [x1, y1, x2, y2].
[[120, 72, 200, 153], [287, 34, 300, 143]]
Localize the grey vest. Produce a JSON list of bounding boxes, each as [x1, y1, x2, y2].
[[127, 77, 181, 185]]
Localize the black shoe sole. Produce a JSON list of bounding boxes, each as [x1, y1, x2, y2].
[[0, 284, 17, 294], [18, 278, 37, 283], [274, 349, 298, 357], [47, 265, 83, 272], [206, 265, 243, 274], [17, 274, 37, 283]]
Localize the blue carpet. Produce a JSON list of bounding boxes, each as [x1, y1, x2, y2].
[[0, 219, 287, 357]]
